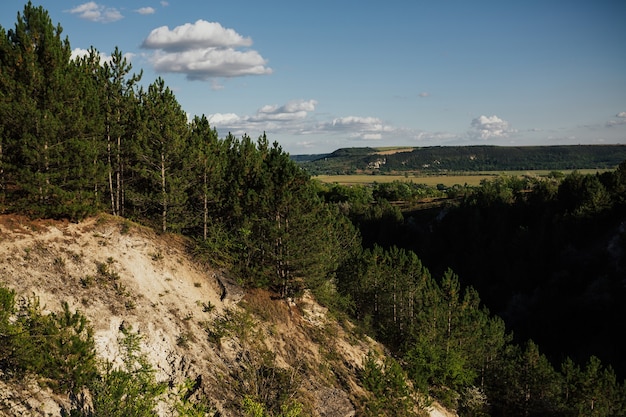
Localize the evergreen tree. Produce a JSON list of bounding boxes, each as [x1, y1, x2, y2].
[[101, 47, 142, 217], [562, 356, 626, 417], [186, 115, 224, 239], [131, 77, 189, 232], [0, 2, 92, 217], [69, 47, 109, 216]]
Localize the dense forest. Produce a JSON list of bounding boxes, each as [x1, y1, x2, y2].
[[297, 145, 626, 175], [2, 3, 626, 416]]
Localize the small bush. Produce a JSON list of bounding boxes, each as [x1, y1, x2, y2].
[[0, 285, 97, 392], [69, 325, 166, 416]]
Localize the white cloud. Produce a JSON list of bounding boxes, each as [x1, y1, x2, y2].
[[469, 115, 515, 140], [331, 116, 385, 130], [150, 48, 271, 80], [142, 20, 271, 80], [71, 47, 107, 63], [207, 113, 241, 125], [210, 80, 225, 91], [143, 20, 252, 51], [606, 112, 626, 127], [419, 92, 430, 97], [71, 48, 134, 65], [67, 2, 123, 23], [136, 7, 155, 15], [207, 100, 317, 134], [253, 100, 318, 121], [315, 116, 393, 141], [160, 1, 169, 6]]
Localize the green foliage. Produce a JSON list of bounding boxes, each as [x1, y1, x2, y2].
[[360, 351, 422, 416], [70, 325, 166, 417], [559, 356, 626, 417], [0, 285, 97, 392], [0, 285, 20, 372], [172, 377, 217, 417], [243, 396, 303, 417], [204, 307, 257, 349], [0, 2, 104, 219]]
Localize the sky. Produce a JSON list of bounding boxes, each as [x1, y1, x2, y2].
[[1, 1, 626, 155]]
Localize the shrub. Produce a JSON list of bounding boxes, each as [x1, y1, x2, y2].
[[0, 285, 97, 392]]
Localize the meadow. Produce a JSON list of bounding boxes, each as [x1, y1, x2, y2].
[[313, 169, 609, 187]]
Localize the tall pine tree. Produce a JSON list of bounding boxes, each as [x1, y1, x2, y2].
[[0, 2, 97, 217], [131, 77, 188, 232]]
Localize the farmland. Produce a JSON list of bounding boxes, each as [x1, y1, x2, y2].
[[313, 169, 610, 187]]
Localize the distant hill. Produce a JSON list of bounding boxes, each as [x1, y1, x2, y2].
[[294, 144, 626, 175]]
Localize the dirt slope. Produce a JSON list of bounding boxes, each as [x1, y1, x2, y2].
[[0, 214, 455, 417]]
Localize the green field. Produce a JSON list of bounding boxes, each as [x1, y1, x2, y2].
[[314, 169, 610, 187]]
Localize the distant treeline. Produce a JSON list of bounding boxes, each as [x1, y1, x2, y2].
[[297, 145, 626, 175]]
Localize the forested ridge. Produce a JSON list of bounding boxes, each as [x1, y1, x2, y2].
[[2, 3, 626, 416], [297, 145, 626, 175]]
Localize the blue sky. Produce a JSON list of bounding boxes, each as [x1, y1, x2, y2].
[[1, 1, 625, 154]]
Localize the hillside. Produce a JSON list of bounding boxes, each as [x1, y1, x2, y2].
[[0, 214, 453, 417], [296, 145, 626, 174]]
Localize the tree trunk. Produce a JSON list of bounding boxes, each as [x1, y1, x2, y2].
[[203, 170, 208, 241], [115, 128, 122, 216], [161, 151, 167, 233], [107, 127, 116, 215]]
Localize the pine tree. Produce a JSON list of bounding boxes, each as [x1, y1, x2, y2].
[[101, 47, 142, 217], [187, 115, 224, 239], [0, 2, 83, 216], [132, 77, 189, 232]]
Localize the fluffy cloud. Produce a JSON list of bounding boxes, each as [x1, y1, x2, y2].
[[207, 113, 241, 125], [142, 20, 271, 80], [150, 48, 271, 79], [253, 100, 318, 121], [207, 100, 317, 135], [136, 7, 155, 15], [469, 115, 515, 140], [67, 2, 123, 23], [143, 20, 252, 51]]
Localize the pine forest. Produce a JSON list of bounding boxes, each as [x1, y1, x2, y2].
[[2, 3, 626, 416]]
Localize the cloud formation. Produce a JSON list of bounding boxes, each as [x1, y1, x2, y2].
[[207, 100, 317, 134], [142, 20, 271, 80], [207, 100, 399, 145], [320, 116, 389, 140], [253, 100, 318, 122], [67, 2, 123, 23], [136, 7, 155, 15], [606, 111, 626, 127], [469, 115, 515, 140], [205, 99, 465, 153]]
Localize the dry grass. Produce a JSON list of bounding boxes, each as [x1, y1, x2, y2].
[[314, 168, 611, 187], [372, 147, 415, 155]]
